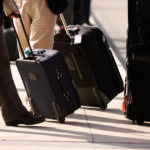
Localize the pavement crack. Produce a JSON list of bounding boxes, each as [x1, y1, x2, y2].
[[83, 106, 94, 143]]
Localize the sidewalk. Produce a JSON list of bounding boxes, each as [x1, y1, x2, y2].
[[0, 0, 150, 149]]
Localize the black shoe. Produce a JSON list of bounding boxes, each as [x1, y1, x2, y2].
[[6, 112, 45, 126], [83, 21, 94, 26]]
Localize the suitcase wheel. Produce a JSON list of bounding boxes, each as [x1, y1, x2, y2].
[[124, 112, 126, 115], [136, 120, 144, 125], [100, 104, 107, 111], [132, 120, 135, 123], [57, 117, 65, 124]]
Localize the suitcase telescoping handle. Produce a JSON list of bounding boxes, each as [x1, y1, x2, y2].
[[10, 13, 70, 59], [9, 14, 35, 60], [59, 14, 73, 43], [59, 14, 71, 38]]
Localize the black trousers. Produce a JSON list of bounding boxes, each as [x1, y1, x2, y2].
[[83, 0, 91, 23], [73, 0, 91, 25], [56, 0, 75, 26], [0, 15, 27, 123]]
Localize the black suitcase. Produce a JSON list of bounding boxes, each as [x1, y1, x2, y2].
[[53, 15, 124, 110], [4, 28, 19, 61], [10, 15, 81, 124], [125, 0, 150, 125]]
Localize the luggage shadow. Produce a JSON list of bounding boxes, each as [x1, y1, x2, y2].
[[20, 123, 150, 135], [81, 107, 123, 115], [12, 123, 150, 144], [66, 113, 129, 124], [66, 112, 150, 126]]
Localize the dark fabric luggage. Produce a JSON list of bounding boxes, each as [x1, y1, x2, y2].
[[53, 20, 124, 110], [4, 28, 19, 60], [125, 0, 150, 125], [11, 16, 81, 124]]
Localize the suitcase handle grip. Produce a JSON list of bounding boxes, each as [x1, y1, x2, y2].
[[11, 13, 21, 18], [9, 14, 35, 60]]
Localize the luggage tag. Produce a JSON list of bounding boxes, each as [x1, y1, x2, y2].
[[74, 34, 82, 44]]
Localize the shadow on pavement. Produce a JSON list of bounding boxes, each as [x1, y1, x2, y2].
[[81, 107, 124, 116], [0, 122, 150, 147], [66, 113, 150, 126]]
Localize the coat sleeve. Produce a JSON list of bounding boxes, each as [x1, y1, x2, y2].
[[3, 0, 18, 16]]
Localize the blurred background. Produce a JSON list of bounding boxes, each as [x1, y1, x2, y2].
[[56, 0, 127, 69], [4, 0, 127, 70]]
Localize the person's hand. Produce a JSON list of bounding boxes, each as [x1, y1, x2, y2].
[[11, 10, 20, 19]]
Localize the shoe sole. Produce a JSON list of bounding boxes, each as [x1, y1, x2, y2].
[[6, 118, 45, 126]]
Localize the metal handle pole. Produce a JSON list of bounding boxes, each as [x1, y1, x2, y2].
[[10, 14, 35, 60], [60, 14, 71, 39], [9, 17, 25, 59], [19, 17, 35, 59]]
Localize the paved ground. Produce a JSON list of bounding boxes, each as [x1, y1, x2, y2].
[[1, 0, 150, 149]]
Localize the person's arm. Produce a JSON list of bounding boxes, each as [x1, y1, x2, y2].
[[3, 0, 20, 18]]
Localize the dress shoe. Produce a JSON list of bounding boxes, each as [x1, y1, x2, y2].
[[6, 112, 45, 126]]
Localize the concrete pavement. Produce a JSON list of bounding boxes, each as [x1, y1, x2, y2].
[[0, 0, 150, 149]]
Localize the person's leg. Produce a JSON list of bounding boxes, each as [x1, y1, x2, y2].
[[0, 15, 45, 126], [0, 24, 27, 123], [29, 0, 57, 50], [83, 0, 92, 25], [57, 0, 75, 27], [73, 0, 83, 25], [63, 0, 75, 25], [14, 0, 31, 56]]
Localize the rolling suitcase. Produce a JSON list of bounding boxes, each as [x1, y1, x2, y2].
[[53, 15, 124, 110], [10, 15, 81, 124], [4, 28, 19, 61], [125, 0, 150, 125]]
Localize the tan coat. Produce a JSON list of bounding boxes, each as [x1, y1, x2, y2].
[[3, 0, 18, 16]]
